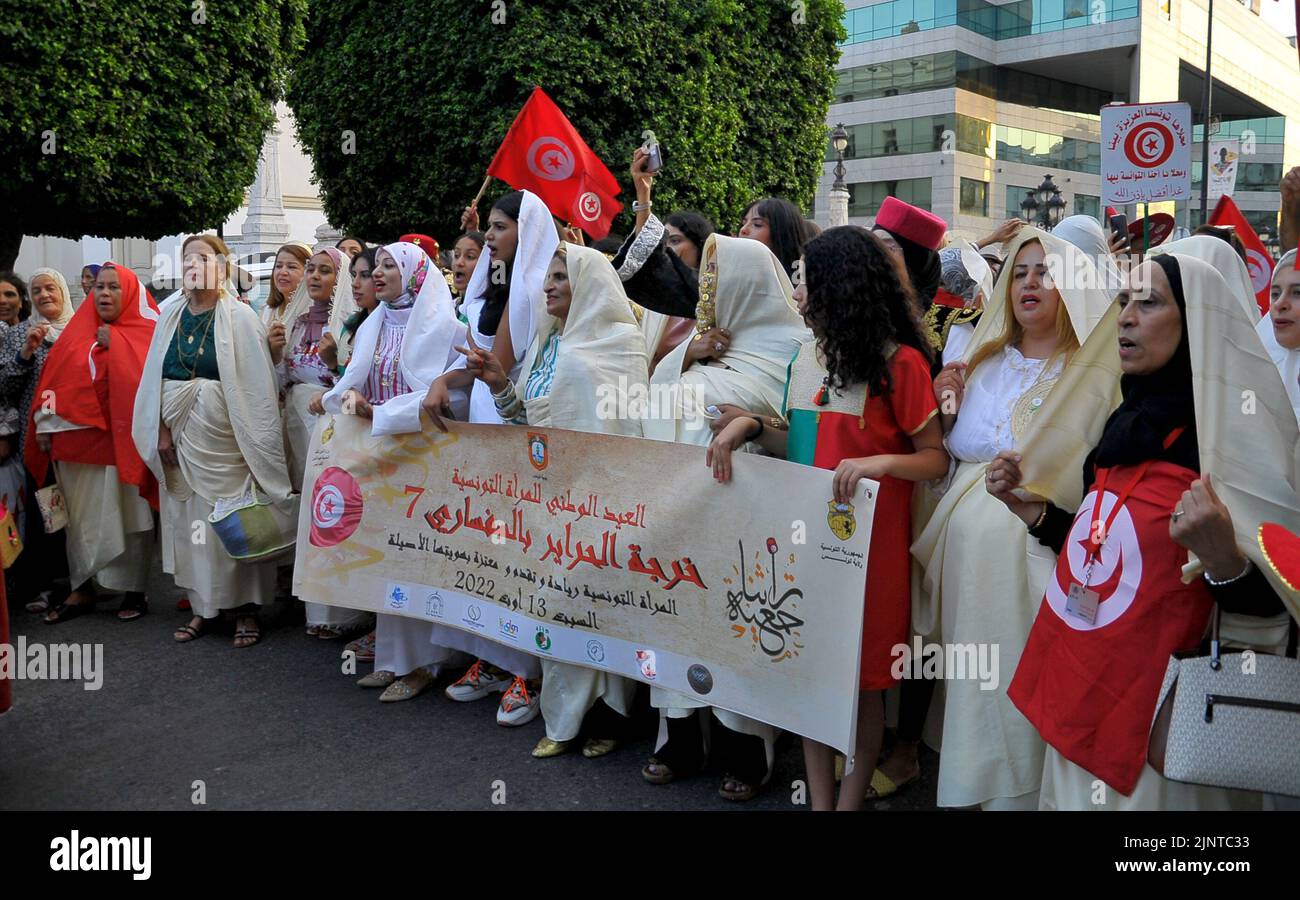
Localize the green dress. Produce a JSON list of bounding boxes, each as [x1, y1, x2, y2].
[[162, 307, 220, 381]]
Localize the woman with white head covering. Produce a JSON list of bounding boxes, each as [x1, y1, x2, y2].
[[1262, 248, 1300, 424], [936, 246, 993, 366], [640, 233, 809, 800], [913, 226, 1118, 809], [1050, 214, 1125, 299], [461, 243, 649, 757], [133, 234, 296, 648], [988, 252, 1298, 809], [1, 267, 75, 612], [1150, 234, 1258, 321], [422, 190, 557, 727], [312, 239, 469, 700]]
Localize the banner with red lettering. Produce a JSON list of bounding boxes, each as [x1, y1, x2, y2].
[[294, 414, 876, 754]]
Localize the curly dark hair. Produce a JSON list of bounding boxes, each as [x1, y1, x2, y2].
[[802, 226, 933, 397], [665, 210, 715, 260]]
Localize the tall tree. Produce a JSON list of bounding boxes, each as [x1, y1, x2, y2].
[[288, 0, 843, 241], [0, 0, 307, 269]]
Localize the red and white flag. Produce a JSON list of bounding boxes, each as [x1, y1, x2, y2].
[[1209, 194, 1273, 316], [310, 466, 364, 548], [486, 87, 622, 240]]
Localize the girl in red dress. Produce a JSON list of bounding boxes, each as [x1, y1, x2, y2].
[[709, 226, 950, 810]]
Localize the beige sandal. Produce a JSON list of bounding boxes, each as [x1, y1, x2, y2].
[[379, 668, 435, 702], [357, 669, 397, 689]]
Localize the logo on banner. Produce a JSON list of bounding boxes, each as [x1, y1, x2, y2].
[[534, 627, 553, 652], [424, 591, 444, 619], [321, 416, 335, 444], [827, 500, 856, 540], [387, 585, 408, 611], [498, 617, 520, 641], [635, 649, 658, 680], [1247, 249, 1272, 294], [577, 191, 602, 222], [525, 136, 575, 181], [1044, 490, 1143, 631], [687, 663, 714, 695], [1124, 122, 1174, 169], [528, 432, 549, 470], [586, 639, 605, 663], [310, 466, 363, 547]]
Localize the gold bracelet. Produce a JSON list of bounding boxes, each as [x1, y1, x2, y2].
[[1030, 502, 1048, 531]]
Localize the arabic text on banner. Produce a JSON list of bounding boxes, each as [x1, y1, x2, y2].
[[294, 414, 876, 754]]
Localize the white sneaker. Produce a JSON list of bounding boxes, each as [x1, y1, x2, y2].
[[496, 676, 540, 727], [445, 659, 510, 702]]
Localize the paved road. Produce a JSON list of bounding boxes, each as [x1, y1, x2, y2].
[[0, 559, 939, 811]]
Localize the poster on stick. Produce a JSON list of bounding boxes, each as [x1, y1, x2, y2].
[[1101, 102, 1192, 205], [294, 414, 876, 755]]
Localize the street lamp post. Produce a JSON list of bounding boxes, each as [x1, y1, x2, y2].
[[829, 123, 850, 228], [1020, 173, 1068, 230]]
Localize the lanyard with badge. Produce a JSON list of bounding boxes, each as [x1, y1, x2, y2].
[[1066, 427, 1186, 625]]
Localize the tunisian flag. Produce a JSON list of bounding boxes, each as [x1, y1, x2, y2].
[[1007, 461, 1214, 796], [1209, 195, 1273, 316], [486, 86, 622, 240]]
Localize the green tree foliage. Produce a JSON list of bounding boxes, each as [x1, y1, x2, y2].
[[0, 0, 307, 267], [288, 0, 844, 241]]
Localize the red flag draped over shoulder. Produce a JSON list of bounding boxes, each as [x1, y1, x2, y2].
[[25, 263, 160, 509], [486, 86, 622, 239], [1208, 195, 1274, 316]]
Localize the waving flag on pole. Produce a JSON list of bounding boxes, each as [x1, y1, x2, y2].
[[486, 86, 622, 239], [1209, 194, 1273, 316]]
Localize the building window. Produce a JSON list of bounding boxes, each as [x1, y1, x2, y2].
[[833, 51, 1118, 114], [840, 0, 1140, 46], [848, 178, 933, 218], [995, 124, 1100, 174], [1074, 194, 1101, 219], [831, 114, 994, 161], [960, 178, 989, 216]]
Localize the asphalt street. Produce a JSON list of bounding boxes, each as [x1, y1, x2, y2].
[[0, 556, 939, 811]]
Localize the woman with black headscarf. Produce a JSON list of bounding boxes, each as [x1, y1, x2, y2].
[[984, 253, 1297, 809]]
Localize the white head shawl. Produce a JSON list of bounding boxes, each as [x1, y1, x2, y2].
[[645, 234, 809, 446], [322, 241, 465, 435], [517, 243, 648, 436], [458, 190, 561, 422], [28, 267, 75, 340], [266, 247, 358, 352], [1150, 234, 1258, 321], [1258, 248, 1300, 426], [1049, 215, 1124, 298], [1171, 253, 1300, 628]]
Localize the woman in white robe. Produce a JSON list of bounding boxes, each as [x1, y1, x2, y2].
[[641, 233, 808, 799], [912, 227, 1117, 809], [422, 190, 557, 726], [133, 234, 296, 648], [460, 243, 648, 757], [314, 240, 469, 700]]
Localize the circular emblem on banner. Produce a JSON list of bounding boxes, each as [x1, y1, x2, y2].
[[577, 191, 602, 222], [1124, 122, 1175, 169], [309, 466, 363, 547], [526, 136, 575, 181], [1246, 249, 1272, 295], [1044, 489, 1144, 631], [687, 664, 714, 695]]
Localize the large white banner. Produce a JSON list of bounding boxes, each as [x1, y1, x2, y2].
[[294, 414, 878, 754]]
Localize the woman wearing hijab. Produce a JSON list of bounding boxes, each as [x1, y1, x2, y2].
[[423, 189, 557, 726], [133, 234, 296, 648], [912, 227, 1117, 809], [460, 243, 649, 757], [1262, 248, 1300, 425], [2, 267, 74, 612], [1051, 214, 1125, 298], [639, 234, 808, 800], [271, 247, 358, 494], [315, 240, 468, 700], [987, 253, 1299, 809], [28, 263, 159, 624]]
